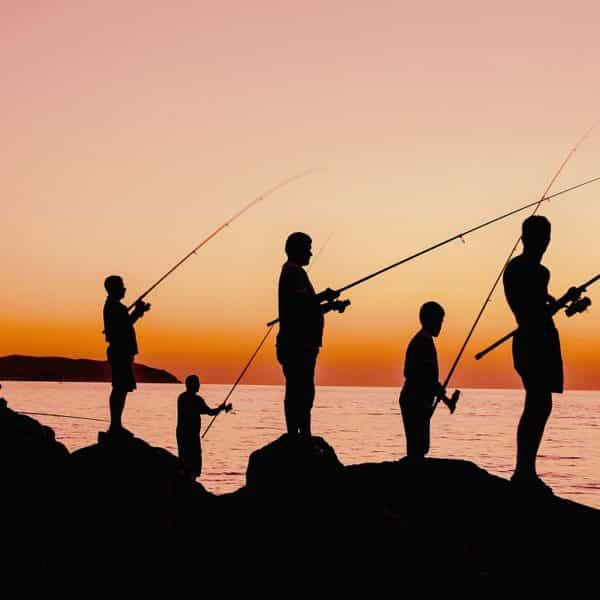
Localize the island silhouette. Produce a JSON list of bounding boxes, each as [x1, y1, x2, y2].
[[0, 355, 179, 384]]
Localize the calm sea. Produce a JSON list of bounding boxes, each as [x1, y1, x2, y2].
[[3, 382, 600, 508]]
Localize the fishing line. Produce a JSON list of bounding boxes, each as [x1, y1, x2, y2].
[[18, 411, 108, 423]]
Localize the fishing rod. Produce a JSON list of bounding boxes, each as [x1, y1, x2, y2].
[[475, 273, 599, 360], [19, 411, 108, 423], [127, 169, 318, 311], [201, 325, 274, 439], [202, 233, 335, 440], [266, 174, 600, 326], [431, 123, 598, 414]]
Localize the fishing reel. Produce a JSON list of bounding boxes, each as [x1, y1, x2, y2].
[[441, 389, 460, 415], [432, 388, 460, 415], [322, 298, 351, 315], [565, 296, 591, 317]]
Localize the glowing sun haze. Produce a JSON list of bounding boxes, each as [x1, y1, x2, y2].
[[2, 1, 599, 389]]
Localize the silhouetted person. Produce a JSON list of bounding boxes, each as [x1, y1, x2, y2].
[[176, 374, 232, 480], [503, 215, 579, 493], [103, 275, 150, 436], [276, 232, 338, 437], [399, 302, 455, 461]]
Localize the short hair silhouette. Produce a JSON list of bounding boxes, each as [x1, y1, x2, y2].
[[522, 215, 551, 243], [419, 301, 445, 327], [104, 275, 124, 294], [185, 375, 200, 390], [285, 232, 312, 255]]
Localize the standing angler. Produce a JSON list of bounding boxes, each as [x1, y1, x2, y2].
[[399, 302, 456, 462], [103, 275, 150, 436], [503, 216, 579, 493], [176, 374, 232, 480], [276, 232, 340, 438]]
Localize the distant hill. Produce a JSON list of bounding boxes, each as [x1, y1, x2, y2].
[[0, 355, 180, 384]]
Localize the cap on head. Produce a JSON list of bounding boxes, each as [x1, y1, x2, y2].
[[185, 374, 200, 391], [104, 275, 124, 294], [285, 232, 312, 256]]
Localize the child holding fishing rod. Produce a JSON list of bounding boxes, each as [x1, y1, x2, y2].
[[177, 375, 232, 480], [399, 302, 457, 462], [103, 275, 151, 437]]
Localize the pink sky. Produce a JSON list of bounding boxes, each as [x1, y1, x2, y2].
[[2, 2, 599, 388]]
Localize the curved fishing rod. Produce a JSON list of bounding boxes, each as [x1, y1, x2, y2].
[[127, 169, 318, 310], [202, 233, 335, 440], [432, 124, 599, 413], [266, 174, 600, 326]]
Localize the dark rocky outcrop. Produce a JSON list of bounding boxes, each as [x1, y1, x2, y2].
[[0, 354, 179, 383], [0, 398, 70, 574], [246, 434, 344, 490], [1, 395, 598, 586]]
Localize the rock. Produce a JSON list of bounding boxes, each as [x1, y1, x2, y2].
[[246, 434, 343, 491], [0, 397, 70, 575], [66, 430, 218, 578], [1, 397, 598, 585]]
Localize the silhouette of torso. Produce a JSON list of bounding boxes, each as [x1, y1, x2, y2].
[[503, 254, 563, 392], [401, 329, 438, 406], [103, 298, 138, 356], [503, 255, 553, 329], [276, 261, 324, 350], [177, 392, 210, 436]]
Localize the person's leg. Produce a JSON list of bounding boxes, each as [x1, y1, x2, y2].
[[108, 353, 135, 433], [278, 345, 300, 436], [298, 352, 317, 438], [109, 388, 127, 430], [400, 402, 413, 457], [401, 400, 426, 460], [298, 401, 311, 438], [514, 387, 552, 479], [282, 360, 301, 436], [423, 411, 431, 456]]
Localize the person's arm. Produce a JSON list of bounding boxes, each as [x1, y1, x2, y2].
[[130, 300, 151, 324], [315, 288, 339, 303], [198, 397, 232, 416], [547, 286, 581, 314]]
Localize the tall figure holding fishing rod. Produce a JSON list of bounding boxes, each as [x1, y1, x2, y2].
[[276, 232, 340, 437], [103, 275, 150, 436], [503, 216, 579, 492]]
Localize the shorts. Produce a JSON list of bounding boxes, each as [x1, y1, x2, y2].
[[107, 348, 136, 392], [513, 325, 563, 393]]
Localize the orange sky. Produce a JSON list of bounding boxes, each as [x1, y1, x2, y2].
[[2, 2, 599, 389]]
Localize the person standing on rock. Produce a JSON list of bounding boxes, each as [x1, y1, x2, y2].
[[503, 216, 579, 493], [176, 374, 232, 479], [276, 232, 341, 438], [103, 275, 150, 436], [399, 301, 456, 461]]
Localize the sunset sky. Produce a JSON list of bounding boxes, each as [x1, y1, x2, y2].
[[2, 2, 599, 389]]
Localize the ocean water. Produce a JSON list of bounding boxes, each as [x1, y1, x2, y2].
[[3, 381, 600, 508]]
